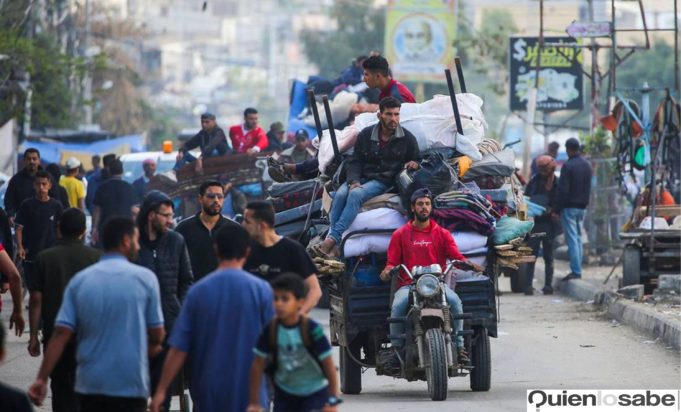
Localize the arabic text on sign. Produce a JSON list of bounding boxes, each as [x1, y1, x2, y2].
[[524, 45, 576, 68]]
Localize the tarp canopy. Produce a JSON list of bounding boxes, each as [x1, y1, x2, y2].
[[19, 134, 146, 168]]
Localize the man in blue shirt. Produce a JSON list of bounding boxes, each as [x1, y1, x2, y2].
[[27, 217, 165, 412], [150, 223, 274, 412]]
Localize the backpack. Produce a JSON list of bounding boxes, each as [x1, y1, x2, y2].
[[264, 316, 323, 377]]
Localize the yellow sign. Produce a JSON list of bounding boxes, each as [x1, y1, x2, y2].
[[384, 0, 457, 83]]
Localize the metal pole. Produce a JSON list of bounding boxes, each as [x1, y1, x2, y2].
[[454, 57, 466, 93], [307, 89, 324, 147], [611, 0, 617, 92], [589, 0, 601, 129], [675, 0, 679, 95], [444, 69, 464, 135], [322, 96, 341, 164]]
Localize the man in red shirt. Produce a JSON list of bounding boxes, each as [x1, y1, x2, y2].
[[229, 108, 269, 154], [362, 55, 416, 104], [380, 188, 483, 364]]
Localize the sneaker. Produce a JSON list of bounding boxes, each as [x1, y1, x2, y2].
[[457, 346, 470, 365], [542, 285, 554, 295], [561, 272, 581, 281], [524, 288, 534, 296]]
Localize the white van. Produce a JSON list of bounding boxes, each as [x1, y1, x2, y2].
[[120, 151, 178, 183]]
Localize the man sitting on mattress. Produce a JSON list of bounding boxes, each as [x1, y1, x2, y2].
[[311, 96, 420, 258]]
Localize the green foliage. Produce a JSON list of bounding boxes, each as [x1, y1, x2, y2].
[[0, 29, 81, 128], [299, 1, 385, 78], [581, 126, 612, 158], [140, 101, 183, 150]]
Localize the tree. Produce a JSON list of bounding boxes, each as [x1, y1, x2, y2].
[[299, 1, 385, 78]]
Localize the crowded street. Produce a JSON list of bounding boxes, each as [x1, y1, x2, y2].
[[2, 277, 679, 412]]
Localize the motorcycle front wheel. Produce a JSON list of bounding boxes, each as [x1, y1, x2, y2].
[[425, 328, 448, 401]]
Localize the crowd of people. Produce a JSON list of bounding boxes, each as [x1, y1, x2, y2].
[[0, 49, 603, 412]]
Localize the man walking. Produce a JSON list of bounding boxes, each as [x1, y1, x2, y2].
[[86, 153, 116, 213], [149, 224, 273, 412], [91, 159, 139, 246], [175, 113, 229, 171], [28, 217, 165, 412], [243, 201, 322, 313], [59, 157, 86, 210], [132, 158, 156, 200], [5, 148, 42, 219], [28, 208, 101, 412], [557, 137, 592, 281], [176, 181, 239, 281], [15, 171, 63, 292], [135, 191, 193, 409], [313, 97, 419, 258], [229, 108, 269, 154]]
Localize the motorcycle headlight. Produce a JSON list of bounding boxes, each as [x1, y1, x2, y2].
[[416, 274, 440, 298]]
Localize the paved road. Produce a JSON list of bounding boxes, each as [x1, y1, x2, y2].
[[323, 277, 680, 412], [1, 278, 679, 412]]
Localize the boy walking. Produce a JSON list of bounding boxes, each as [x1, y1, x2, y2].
[[247, 273, 341, 412]]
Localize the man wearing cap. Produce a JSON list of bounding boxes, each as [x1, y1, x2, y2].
[[380, 188, 483, 366], [135, 190, 193, 411], [265, 122, 290, 152], [59, 158, 86, 210], [133, 159, 157, 201], [312, 96, 419, 258], [279, 129, 316, 164], [175, 113, 229, 172], [229, 108, 268, 155], [556, 137, 592, 281]]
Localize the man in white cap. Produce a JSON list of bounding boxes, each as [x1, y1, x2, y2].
[[59, 157, 85, 210]]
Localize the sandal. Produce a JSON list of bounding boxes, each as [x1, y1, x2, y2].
[[309, 243, 335, 260]]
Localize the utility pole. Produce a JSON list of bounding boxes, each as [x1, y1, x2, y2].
[[82, 0, 93, 126], [588, 0, 600, 130], [522, 0, 543, 179]]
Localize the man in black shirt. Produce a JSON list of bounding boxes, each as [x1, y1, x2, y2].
[[176, 181, 239, 281], [4, 148, 42, 219], [242, 200, 321, 312], [15, 171, 63, 291], [91, 159, 139, 247], [0, 323, 33, 412], [174, 113, 229, 172], [28, 208, 101, 412]]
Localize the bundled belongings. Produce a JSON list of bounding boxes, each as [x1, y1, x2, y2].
[[268, 180, 323, 212], [341, 208, 407, 258], [492, 215, 534, 245], [432, 190, 498, 236], [462, 149, 516, 181], [397, 152, 458, 199]]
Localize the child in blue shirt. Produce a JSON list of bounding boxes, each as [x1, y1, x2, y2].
[[248, 273, 341, 412]]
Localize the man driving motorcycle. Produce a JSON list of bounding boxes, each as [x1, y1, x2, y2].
[[380, 188, 484, 365]]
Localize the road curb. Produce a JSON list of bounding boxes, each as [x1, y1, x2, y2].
[[555, 279, 681, 351]]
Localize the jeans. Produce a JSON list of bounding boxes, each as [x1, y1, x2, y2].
[[561, 208, 586, 276], [390, 285, 464, 348], [149, 344, 174, 412], [79, 395, 146, 412], [328, 180, 388, 243], [173, 149, 225, 170]]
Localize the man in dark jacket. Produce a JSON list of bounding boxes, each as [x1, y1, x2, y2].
[[135, 190, 193, 411], [556, 137, 592, 281], [5, 148, 42, 219], [174, 113, 229, 172], [91, 159, 139, 247], [524, 156, 559, 295], [313, 96, 419, 257]]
